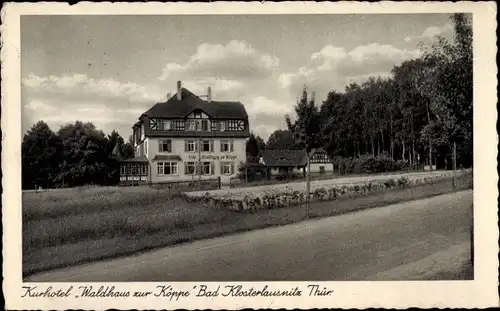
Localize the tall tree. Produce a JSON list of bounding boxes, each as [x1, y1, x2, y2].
[[416, 13, 473, 167], [255, 135, 266, 152], [392, 59, 430, 165], [285, 86, 322, 152], [56, 121, 109, 187], [266, 129, 296, 150], [122, 135, 135, 159], [22, 121, 62, 189], [246, 133, 262, 160]]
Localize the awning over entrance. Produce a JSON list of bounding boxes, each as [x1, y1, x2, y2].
[[153, 155, 182, 161]]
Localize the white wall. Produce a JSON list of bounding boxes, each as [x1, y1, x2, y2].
[[308, 163, 334, 174], [146, 137, 247, 183]]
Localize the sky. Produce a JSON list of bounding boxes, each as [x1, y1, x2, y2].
[[21, 14, 455, 141]]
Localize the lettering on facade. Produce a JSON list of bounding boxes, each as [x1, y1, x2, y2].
[[186, 154, 238, 161]]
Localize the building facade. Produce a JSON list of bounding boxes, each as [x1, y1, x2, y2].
[[308, 149, 334, 174], [120, 81, 250, 185]]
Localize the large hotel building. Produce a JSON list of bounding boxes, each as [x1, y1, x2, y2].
[[119, 81, 250, 185]]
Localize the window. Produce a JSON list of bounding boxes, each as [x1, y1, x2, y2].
[[201, 120, 209, 131], [186, 120, 197, 131], [174, 119, 185, 131], [220, 121, 226, 131], [185, 119, 208, 131], [159, 140, 172, 153], [141, 163, 148, 176], [137, 144, 144, 157], [120, 165, 126, 175], [194, 112, 202, 119], [228, 120, 239, 131], [201, 140, 213, 152], [202, 162, 213, 175], [132, 164, 139, 175], [220, 162, 234, 175], [134, 127, 141, 143], [220, 140, 234, 153], [157, 162, 178, 176], [311, 153, 329, 163], [162, 120, 172, 131], [185, 140, 197, 152], [186, 162, 197, 175], [211, 121, 219, 131], [319, 166, 325, 175]]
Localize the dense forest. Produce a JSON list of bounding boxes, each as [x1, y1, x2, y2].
[[254, 13, 473, 170], [22, 14, 472, 189]]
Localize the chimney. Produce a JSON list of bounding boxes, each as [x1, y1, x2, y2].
[[176, 81, 182, 100], [166, 92, 172, 100], [207, 86, 212, 103]]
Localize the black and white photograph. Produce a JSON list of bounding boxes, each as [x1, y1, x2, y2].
[[2, 1, 498, 310]]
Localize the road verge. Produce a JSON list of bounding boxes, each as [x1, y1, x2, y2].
[[23, 174, 472, 278]]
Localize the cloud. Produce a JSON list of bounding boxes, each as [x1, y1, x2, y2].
[[23, 73, 164, 104], [404, 24, 453, 43], [159, 40, 279, 82], [247, 96, 293, 116], [311, 43, 421, 76], [22, 73, 165, 135], [279, 43, 421, 97], [153, 40, 289, 140], [249, 112, 289, 141], [21, 70, 289, 140]]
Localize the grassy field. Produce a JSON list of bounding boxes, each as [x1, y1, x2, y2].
[[23, 173, 472, 277]]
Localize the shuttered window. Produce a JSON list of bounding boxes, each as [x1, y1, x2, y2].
[[159, 140, 172, 152], [200, 140, 214, 152], [202, 162, 212, 175], [220, 140, 234, 153], [185, 162, 198, 175], [185, 140, 198, 152], [220, 162, 235, 175]]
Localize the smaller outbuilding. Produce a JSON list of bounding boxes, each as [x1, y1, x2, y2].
[[307, 148, 334, 175], [258, 148, 334, 178], [259, 149, 309, 177]]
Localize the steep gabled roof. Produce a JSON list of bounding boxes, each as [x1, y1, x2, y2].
[[143, 88, 248, 119], [260, 149, 308, 167]]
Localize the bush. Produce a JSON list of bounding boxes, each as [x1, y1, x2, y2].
[[337, 154, 411, 174]]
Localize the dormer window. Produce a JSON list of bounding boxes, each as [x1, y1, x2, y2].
[[185, 119, 210, 131]]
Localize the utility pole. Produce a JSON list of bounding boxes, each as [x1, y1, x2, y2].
[[453, 141, 457, 189], [306, 149, 313, 219]]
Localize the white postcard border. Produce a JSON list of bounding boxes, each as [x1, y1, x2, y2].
[[2, 1, 498, 309]]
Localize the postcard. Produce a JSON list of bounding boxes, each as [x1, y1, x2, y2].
[[2, 1, 498, 309]]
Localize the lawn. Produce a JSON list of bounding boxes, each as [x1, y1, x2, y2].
[[23, 173, 473, 277]]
